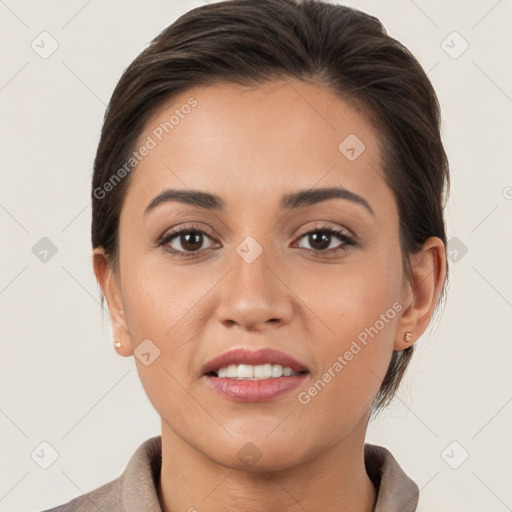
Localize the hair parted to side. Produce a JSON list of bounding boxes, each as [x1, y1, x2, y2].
[[91, 0, 449, 412]]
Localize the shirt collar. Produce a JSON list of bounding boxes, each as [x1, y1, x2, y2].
[[365, 443, 419, 511], [120, 436, 418, 511]]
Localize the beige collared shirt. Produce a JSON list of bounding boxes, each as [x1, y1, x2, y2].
[[39, 435, 419, 511]]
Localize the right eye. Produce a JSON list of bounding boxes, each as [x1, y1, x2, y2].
[[159, 225, 220, 258]]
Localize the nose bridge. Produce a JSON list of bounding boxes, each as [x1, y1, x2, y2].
[[215, 234, 293, 330], [234, 234, 274, 295]]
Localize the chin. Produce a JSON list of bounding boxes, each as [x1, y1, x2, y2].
[[202, 434, 314, 473]]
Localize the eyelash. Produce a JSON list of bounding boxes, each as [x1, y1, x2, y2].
[[157, 223, 357, 259]]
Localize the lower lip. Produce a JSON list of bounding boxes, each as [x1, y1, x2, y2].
[[203, 374, 309, 402]]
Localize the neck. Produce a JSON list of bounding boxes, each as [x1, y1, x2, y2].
[[158, 417, 377, 512]]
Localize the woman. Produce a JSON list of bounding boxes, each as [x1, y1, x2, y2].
[[41, 0, 448, 510]]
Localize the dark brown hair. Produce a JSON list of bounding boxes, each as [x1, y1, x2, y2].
[[91, 0, 449, 412]]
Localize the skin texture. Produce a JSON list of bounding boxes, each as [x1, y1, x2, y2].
[[93, 78, 446, 512]]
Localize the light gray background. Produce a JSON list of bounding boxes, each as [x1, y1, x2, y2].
[[1, 0, 511, 510]]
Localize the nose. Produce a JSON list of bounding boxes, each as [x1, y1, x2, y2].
[[215, 244, 294, 332]]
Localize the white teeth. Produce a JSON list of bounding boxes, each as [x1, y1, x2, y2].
[[271, 364, 283, 377], [213, 364, 301, 380], [254, 364, 272, 379], [226, 364, 238, 378], [238, 364, 254, 379]]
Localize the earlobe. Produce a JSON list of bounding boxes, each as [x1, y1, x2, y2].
[[394, 237, 446, 351], [92, 248, 132, 353]]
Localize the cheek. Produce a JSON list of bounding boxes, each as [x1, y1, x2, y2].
[[295, 249, 402, 412], [299, 244, 403, 348], [118, 260, 211, 422], [118, 251, 224, 394], [119, 240, 208, 339]]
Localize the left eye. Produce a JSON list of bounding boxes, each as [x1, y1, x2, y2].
[[296, 228, 351, 252]]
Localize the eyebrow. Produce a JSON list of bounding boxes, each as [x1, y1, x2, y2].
[[144, 186, 374, 217]]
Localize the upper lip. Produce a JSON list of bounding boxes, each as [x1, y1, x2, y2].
[[201, 347, 310, 375]]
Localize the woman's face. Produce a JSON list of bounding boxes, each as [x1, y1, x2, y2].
[[101, 79, 414, 469]]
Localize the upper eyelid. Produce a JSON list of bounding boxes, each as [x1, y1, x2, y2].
[[162, 223, 350, 237], [160, 223, 353, 248], [294, 222, 354, 239]]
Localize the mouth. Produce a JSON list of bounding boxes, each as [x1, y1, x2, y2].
[[201, 347, 310, 376], [201, 348, 310, 402]]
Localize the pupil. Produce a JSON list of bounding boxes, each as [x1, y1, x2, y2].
[[310, 232, 330, 250], [182, 232, 202, 250]]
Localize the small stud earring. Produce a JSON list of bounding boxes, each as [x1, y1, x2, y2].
[[403, 332, 413, 342], [114, 339, 122, 348]]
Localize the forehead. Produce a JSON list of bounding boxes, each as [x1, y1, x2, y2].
[[122, 78, 391, 217]]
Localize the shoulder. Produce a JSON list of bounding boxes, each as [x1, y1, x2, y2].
[[36, 436, 162, 512], [38, 477, 123, 512]]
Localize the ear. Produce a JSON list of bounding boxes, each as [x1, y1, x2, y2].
[[395, 236, 447, 350], [92, 248, 133, 356]]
